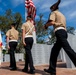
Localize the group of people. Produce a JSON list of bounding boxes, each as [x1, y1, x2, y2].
[[6, 0, 76, 75], [6, 15, 35, 74]]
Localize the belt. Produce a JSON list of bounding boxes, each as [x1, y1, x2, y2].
[[54, 27, 66, 32], [25, 35, 33, 38], [9, 40, 18, 42]]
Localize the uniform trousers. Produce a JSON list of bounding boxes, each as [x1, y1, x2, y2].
[[9, 42, 17, 68], [49, 29, 76, 74], [24, 37, 35, 70]]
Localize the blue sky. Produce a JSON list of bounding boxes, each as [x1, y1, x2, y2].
[[0, 0, 76, 28], [0, 0, 76, 45]]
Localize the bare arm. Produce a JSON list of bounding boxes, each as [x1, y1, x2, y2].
[[44, 20, 55, 29], [22, 29, 26, 46], [6, 36, 10, 49], [44, 20, 62, 29]]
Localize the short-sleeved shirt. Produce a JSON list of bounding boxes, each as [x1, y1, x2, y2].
[[6, 28, 19, 40], [21, 21, 35, 36], [49, 10, 66, 29]]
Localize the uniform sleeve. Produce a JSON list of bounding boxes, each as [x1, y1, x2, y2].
[[49, 12, 56, 21], [21, 24, 25, 30], [6, 30, 10, 37]]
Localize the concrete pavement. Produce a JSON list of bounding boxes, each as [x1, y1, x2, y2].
[[0, 62, 76, 75]]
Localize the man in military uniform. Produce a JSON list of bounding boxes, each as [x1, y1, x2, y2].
[[21, 15, 35, 74], [44, 0, 76, 75], [6, 23, 19, 70]]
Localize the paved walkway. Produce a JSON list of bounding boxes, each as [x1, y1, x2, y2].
[[0, 62, 76, 75]]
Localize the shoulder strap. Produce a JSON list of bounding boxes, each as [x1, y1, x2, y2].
[[25, 23, 34, 35]]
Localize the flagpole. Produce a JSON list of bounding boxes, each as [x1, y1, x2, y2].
[[0, 47, 2, 68], [0, 30, 2, 68]]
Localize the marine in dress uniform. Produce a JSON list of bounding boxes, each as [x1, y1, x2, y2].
[[6, 23, 19, 70], [44, 0, 76, 75], [21, 15, 35, 74]]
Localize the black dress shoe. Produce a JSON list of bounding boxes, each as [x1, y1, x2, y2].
[[9, 66, 11, 67], [50, 73, 56, 75], [44, 69, 51, 73], [22, 69, 28, 73], [28, 70, 35, 74], [10, 67, 17, 71], [44, 69, 56, 75]]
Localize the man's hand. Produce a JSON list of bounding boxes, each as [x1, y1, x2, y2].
[[43, 20, 54, 29]]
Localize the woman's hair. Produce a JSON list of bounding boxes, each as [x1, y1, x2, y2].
[[27, 15, 32, 19], [11, 23, 16, 26]]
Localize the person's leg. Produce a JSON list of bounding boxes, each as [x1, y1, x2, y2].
[[58, 30, 76, 66], [9, 42, 14, 68], [9, 42, 17, 70], [25, 48, 35, 74], [9, 48, 12, 68], [44, 39, 62, 74], [27, 38, 34, 69], [24, 37, 35, 74], [56, 29, 76, 66], [29, 37, 35, 71], [22, 51, 29, 72]]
